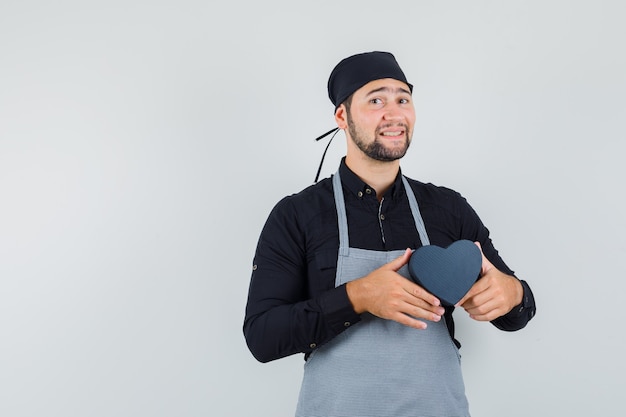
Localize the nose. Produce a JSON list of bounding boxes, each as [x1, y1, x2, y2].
[[383, 104, 403, 121]]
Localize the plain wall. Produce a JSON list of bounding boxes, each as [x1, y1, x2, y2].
[[1, 1, 625, 415]]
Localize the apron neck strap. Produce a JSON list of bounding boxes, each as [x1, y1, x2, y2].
[[332, 170, 430, 250]]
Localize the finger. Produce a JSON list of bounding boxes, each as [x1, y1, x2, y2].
[[403, 293, 445, 318], [392, 303, 440, 329], [466, 300, 502, 321], [455, 293, 470, 308], [467, 310, 494, 321], [406, 303, 444, 322], [405, 283, 442, 308], [456, 279, 487, 307], [392, 313, 428, 330], [385, 248, 413, 272]]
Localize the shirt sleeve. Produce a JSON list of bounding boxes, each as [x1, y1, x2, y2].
[[243, 196, 361, 363], [456, 194, 537, 331]]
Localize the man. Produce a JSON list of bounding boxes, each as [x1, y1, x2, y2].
[[244, 51, 536, 417]]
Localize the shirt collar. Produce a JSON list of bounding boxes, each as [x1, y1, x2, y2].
[[338, 158, 405, 200]]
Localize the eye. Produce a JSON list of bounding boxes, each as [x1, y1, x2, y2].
[[399, 98, 410, 104], [370, 98, 383, 105]]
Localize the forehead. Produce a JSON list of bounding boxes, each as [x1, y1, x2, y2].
[[354, 78, 412, 98]]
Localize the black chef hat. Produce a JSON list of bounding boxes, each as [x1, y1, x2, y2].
[[327, 51, 413, 111]]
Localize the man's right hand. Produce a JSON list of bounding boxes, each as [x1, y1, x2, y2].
[[345, 248, 445, 330]]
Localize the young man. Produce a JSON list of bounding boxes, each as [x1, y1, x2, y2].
[[244, 51, 536, 417]]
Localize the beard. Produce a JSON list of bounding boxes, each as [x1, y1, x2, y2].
[[347, 113, 411, 162]]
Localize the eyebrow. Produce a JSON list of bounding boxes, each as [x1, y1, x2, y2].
[[364, 86, 412, 97]]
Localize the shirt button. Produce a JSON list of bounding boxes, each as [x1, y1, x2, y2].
[[380, 214, 385, 220], [309, 343, 317, 349], [344, 321, 351, 327], [365, 188, 372, 194], [252, 264, 257, 271], [357, 191, 363, 198]]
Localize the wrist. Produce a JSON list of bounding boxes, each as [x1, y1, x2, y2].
[[345, 280, 366, 314], [514, 277, 524, 306]]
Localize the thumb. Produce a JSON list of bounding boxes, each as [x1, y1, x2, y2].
[[474, 241, 494, 276], [384, 248, 413, 272]]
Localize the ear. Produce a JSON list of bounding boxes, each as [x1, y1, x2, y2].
[[334, 104, 348, 130]]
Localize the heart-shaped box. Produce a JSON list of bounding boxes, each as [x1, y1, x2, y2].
[[408, 240, 482, 306]]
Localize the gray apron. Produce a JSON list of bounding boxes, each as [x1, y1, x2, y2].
[[295, 171, 470, 417]]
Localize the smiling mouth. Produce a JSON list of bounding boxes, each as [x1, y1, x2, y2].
[[381, 131, 404, 137], [378, 123, 408, 138]]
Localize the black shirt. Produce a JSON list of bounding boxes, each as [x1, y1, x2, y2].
[[244, 159, 536, 363]]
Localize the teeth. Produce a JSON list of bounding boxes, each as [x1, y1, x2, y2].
[[382, 131, 402, 136]]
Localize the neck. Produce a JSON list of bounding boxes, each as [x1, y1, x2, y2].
[[345, 153, 400, 200]]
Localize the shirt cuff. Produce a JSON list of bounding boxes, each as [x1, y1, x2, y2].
[[319, 284, 362, 335]]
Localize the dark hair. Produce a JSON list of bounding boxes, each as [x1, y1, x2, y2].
[[342, 94, 353, 116]]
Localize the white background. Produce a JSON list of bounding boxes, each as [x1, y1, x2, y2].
[[1, 1, 625, 416]]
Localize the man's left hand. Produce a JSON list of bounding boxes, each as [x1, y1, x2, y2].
[[456, 242, 523, 321]]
